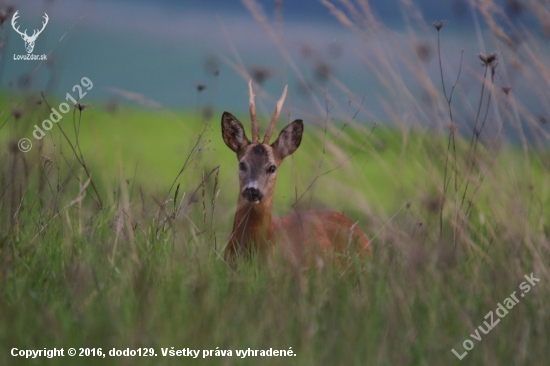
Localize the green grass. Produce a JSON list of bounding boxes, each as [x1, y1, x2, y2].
[[0, 96, 549, 365], [2, 0, 550, 361]]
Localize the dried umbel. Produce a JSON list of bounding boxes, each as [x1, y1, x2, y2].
[[478, 52, 498, 66], [432, 20, 448, 31]]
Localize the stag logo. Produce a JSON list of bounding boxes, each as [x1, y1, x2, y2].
[[11, 11, 49, 54]]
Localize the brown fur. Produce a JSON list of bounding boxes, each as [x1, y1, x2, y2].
[[222, 110, 371, 266], [225, 193, 371, 265]]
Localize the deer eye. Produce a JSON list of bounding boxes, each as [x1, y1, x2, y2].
[[239, 162, 246, 171], [267, 165, 276, 174]]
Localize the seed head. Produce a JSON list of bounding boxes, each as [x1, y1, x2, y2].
[[478, 52, 498, 66], [0, 5, 14, 25], [415, 43, 432, 62], [75, 103, 90, 111], [249, 66, 273, 86], [314, 61, 331, 83], [0, 12, 9, 25], [11, 107, 24, 120], [42, 155, 53, 167], [432, 20, 448, 31]]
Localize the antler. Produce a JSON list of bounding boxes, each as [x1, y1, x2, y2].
[[248, 79, 259, 144], [11, 11, 26, 37], [30, 13, 48, 39], [263, 85, 288, 144]]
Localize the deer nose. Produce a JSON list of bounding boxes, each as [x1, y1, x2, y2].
[[243, 187, 263, 203]]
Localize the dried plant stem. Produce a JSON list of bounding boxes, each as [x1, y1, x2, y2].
[[461, 64, 493, 210], [161, 123, 210, 208], [40, 91, 103, 208], [435, 26, 463, 242], [202, 170, 207, 230], [211, 167, 220, 251], [467, 65, 490, 163]]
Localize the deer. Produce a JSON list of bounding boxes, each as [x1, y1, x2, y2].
[[221, 80, 371, 267], [11, 11, 49, 54]]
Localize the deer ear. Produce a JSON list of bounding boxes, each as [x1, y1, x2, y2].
[[271, 119, 303, 161], [222, 112, 250, 153]]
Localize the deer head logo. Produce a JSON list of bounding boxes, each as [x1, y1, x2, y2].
[[11, 11, 49, 54]]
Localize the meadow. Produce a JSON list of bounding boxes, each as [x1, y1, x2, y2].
[[1, 0, 550, 365]]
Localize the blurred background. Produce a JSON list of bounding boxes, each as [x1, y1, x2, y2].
[[2, 0, 548, 124]]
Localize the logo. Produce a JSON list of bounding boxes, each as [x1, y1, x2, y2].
[[11, 10, 48, 60]]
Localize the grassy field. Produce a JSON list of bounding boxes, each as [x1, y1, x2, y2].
[[0, 97, 549, 365], [2, 0, 550, 365]]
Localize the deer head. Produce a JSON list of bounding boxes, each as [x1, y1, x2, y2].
[[222, 80, 303, 205], [11, 11, 49, 54]]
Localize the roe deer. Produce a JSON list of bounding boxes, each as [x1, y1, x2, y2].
[[222, 81, 370, 266]]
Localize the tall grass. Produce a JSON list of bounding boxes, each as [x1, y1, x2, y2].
[[1, 0, 550, 365]]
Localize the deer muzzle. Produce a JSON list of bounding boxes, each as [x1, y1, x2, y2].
[[242, 187, 263, 204]]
